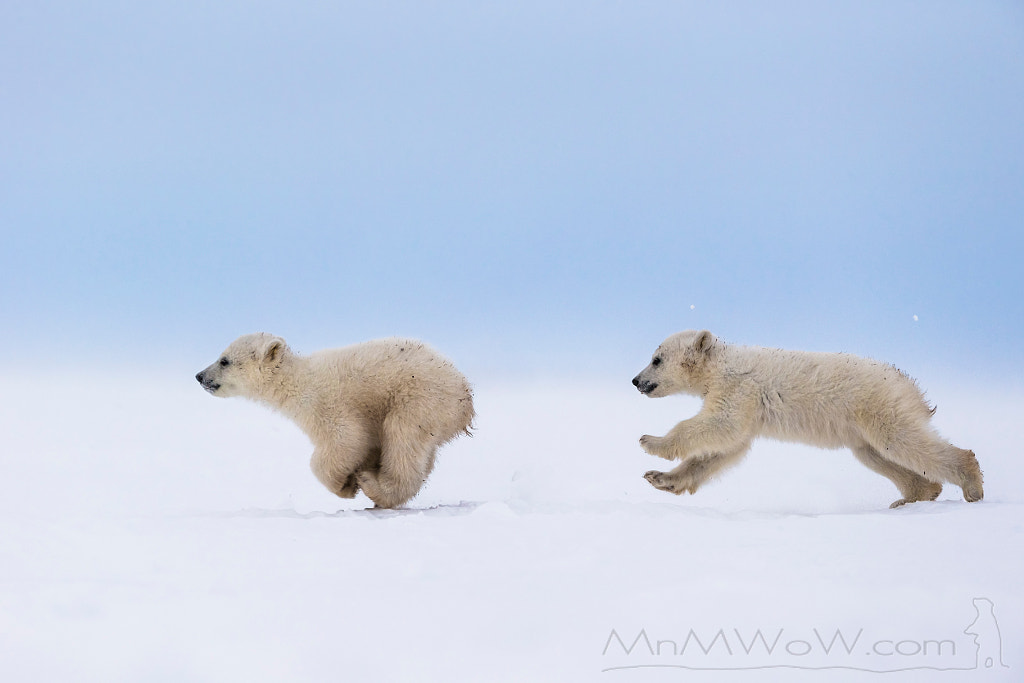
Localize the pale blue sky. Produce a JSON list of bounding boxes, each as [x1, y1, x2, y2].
[[2, 1, 1022, 380]]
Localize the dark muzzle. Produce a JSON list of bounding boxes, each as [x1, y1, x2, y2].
[[196, 370, 220, 394], [632, 376, 658, 394]]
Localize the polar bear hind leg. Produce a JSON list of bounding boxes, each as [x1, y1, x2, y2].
[[850, 443, 942, 508], [357, 411, 435, 508], [953, 447, 984, 503], [855, 427, 983, 506]]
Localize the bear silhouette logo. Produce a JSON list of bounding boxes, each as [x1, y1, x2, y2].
[[964, 597, 1009, 670]]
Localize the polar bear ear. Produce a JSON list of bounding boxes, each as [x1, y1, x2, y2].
[[694, 330, 715, 355], [261, 336, 287, 363]]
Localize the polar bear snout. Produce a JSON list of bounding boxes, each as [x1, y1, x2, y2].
[[632, 375, 658, 395], [195, 370, 221, 395], [638, 381, 659, 395]]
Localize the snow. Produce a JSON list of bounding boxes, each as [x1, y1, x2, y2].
[[1, 368, 1020, 681]]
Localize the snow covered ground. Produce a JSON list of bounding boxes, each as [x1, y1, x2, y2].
[[1, 367, 1020, 682]]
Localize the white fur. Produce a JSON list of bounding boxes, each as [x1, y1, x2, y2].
[[197, 334, 475, 508], [632, 330, 984, 508]]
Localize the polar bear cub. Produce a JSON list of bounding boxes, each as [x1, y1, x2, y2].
[[632, 330, 983, 508], [196, 334, 475, 509]]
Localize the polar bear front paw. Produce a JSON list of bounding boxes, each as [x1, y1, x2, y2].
[[335, 473, 360, 499], [639, 435, 675, 460], [644, 470, 684, 494]]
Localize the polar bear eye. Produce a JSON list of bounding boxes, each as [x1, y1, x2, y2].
[[219, 357, 230, 367], [652, 357, 662, 367]]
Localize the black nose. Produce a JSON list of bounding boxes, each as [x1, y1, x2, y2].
[[632, 375, 640, 387], [195, 371, 204, 384]]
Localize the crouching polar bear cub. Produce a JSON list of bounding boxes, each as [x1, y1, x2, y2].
[[632, 330, 983, 508], [196, 334, 475, 509]]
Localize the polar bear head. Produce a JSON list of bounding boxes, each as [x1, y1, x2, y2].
[[632, 330, 718, 398], [196, 333, 289, 398]]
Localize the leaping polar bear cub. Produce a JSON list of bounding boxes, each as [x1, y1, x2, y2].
[[197, 334, 475, 509], [632, 330, 983, 508]]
